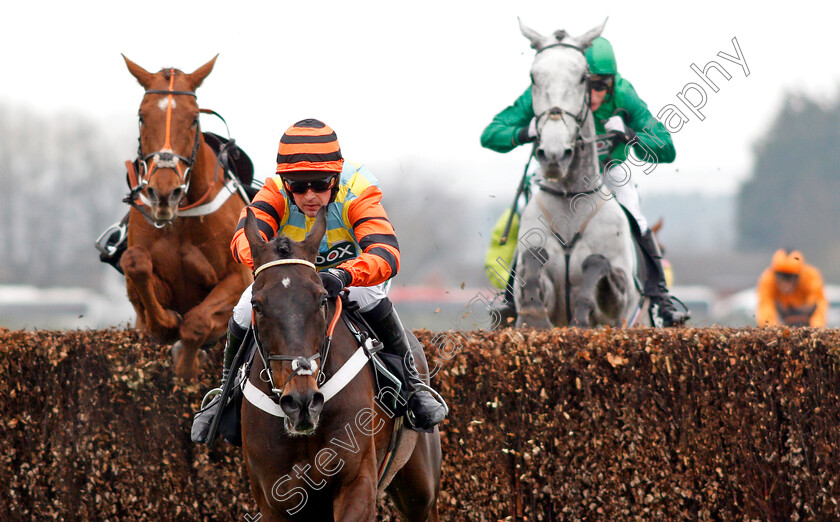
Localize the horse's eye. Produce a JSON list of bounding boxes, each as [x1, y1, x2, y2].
[[252, 301, 263, 315], [580, 74, 587, 84], [138, 115, 144, 127], [191, 117, 199, 128], [320, 295, 329, 308]]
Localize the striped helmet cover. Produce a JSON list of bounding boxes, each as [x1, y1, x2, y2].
[[276, 118, 344, 177]]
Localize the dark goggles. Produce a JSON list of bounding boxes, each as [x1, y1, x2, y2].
[[589, 76, 614, 92], [283, 175, 338, 194], [774, 272, 799, 283]]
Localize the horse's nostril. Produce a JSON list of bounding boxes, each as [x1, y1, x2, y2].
[[146, 187, 159, 204], [536, 148, 547, 162], [280, 395, 299, 416], [310, 392, 324, 414], [170, 187, 184, 202], [562, 149, 573, 162]]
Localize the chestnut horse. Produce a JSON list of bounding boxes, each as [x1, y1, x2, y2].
[[120, 56, 251, 379], [240, 209, 441, 521]]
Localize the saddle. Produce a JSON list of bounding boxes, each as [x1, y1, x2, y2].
[[202, 132, 259, 199]]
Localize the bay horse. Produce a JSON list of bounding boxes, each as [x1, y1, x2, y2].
[[120, 56, 252, 379], [513, 20, 645, 328], [240, 208, 441, 521]]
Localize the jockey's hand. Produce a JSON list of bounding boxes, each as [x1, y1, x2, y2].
[[517, 118, 538, 145], [319, 268, 352, 299], [604, 115, 637, 144]]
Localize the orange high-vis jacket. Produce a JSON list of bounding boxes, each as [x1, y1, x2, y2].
[[756, 264, 827, 327]]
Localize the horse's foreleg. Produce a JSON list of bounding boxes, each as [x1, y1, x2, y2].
[[121, 246, 179, 338], [332, 472, 377, 521], [173, 267, 250, 380], [575, 254, 627, 327], [386, 429, 442, 522], [516, 247, 554, 329], [180, 243, 220, 287]]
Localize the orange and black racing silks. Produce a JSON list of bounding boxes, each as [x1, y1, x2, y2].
[[229, 119, 400, 287]]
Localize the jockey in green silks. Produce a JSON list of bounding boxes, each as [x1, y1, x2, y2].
[[481, 36, 688, 327]]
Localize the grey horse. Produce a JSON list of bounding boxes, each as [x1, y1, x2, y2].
[[513, 19, 645, 328]]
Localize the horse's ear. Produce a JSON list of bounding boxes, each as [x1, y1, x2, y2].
[[187, 55, 218, 90], [300, 207, 327, 261], [243, 208, 269, 266], [518, 18, 550, 52], [576, 17, 608, 49], [122, 54, 154, 89]]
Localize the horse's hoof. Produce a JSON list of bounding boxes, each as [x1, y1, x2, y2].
[[171, 341, 201, 381], [120, 247, 153, 277], [171, 340, 184, 360]]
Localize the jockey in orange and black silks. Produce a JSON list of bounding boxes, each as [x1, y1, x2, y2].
[[191, 119, 446, 445], [231, 147, 400, 284]]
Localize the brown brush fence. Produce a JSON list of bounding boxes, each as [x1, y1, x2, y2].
[[2, 327, 840, 520]]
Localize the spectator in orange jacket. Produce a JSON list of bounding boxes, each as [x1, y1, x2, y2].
[[756, 249, 827, 327]]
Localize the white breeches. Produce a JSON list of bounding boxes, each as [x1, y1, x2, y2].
[[603, 164, 648, 233]]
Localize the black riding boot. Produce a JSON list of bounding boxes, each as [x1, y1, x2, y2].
[[95, 212, 130, 274], [363, 300, 447, 431], [191, 318, 246, 444], [638, 230, 689, 327]]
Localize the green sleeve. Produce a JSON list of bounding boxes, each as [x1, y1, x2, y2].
[[480, 88, 535, 153], [618, 79, 676, 163]]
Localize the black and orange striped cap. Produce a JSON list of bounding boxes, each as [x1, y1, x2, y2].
[[276, 119, 344, 176]]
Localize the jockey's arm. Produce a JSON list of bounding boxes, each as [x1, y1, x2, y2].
[[804, 267, 828, 327], [619, 80, 676, 164], [339, 185, 401, 287], [480, 88, 535, 153], [756, 269, 781, 326], [230, 177, 286, 269]]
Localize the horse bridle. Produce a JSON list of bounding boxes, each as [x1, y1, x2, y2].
[[531, 42, 594, 148], [124, 69, 229, 227], [133, 70, 202, 196], [251, 258, 342, 399]]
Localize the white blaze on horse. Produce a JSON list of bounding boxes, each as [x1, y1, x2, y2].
[[513, 20, 645, 329]]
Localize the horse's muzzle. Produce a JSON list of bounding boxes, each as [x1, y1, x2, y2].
[[537, 148, 574, 180], [280, 387, 325, 435]]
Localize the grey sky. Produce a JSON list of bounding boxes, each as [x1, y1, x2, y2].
[[2, 1, 833, 198]]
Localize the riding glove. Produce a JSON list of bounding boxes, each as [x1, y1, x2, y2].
[[319, 268, 352, 298], [603, 115, 637, 144], [517, 118, 538, 144]]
